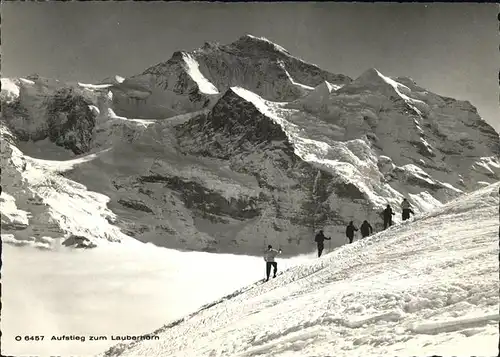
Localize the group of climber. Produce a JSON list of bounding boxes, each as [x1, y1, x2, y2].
[[313, 223, 371, 258], [264, 198, 415, 280], [316, 198, 415, 257], [345, 220, 373, 245]]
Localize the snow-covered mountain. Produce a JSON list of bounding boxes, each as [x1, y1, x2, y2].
[[101, 182, 500, 357], [1, 35, 499, 254], [101, 34, 351, 119]]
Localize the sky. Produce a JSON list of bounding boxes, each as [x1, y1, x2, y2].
[[2, 2, 499, 130]]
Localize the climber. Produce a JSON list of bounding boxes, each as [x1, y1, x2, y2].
[[401, 198, 414, 221], [314, 230, 331, 257], [382, 204, 395, 229], [360, 220, 373, 238], [264, 245, 282, 281], [345, 221, 358, 244]]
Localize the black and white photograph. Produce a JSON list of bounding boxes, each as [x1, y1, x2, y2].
[[1, 2, 499, 356]]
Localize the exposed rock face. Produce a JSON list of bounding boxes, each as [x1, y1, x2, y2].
[[46, 88, 96, 154], [176, 88, 292, 158], [62, 235, 97, 249], [138, 174, 261, 220], [1, 98, 38, 140], [1, 78, 98, 155], [108, 52, 214, 119], [1, 37, 498, 254], [191, 35, 351, 100]]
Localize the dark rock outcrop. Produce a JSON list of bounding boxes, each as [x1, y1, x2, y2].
[[46, 88, 97, 154], [62, 235, 97, 249], [1, 83, 97, 155]]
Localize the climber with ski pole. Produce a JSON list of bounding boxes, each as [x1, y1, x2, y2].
[[264, 245, 282, 282], [314, 230, 331, 257], [345, 221, 358, 244]]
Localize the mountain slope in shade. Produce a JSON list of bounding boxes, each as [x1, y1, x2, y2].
[[100, 182, 500, 357]]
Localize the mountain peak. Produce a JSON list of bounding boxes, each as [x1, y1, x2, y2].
[[176, 86, 290, 159], [201, 41, 220, 50], [355, 67, 385, 84], [171, 50, 186, 61], [319, 80, 335, 93], [2, 35, 500, 261], [230, 34, 291, 55], [336, 67, 404, 97]]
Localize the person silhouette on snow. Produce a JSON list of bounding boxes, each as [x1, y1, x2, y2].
[[314, 230, 331, 257], [382, 204, 395, 230], [401, 198, 414, 221], [345, 221, 358, 244], [264, 245, 282, 281], [360, 220, 373, 238]]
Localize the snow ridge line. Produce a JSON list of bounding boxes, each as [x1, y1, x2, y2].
[[277, 61, 315, 91], [374, 69, 425, 116], [230, 87, 332, 165]]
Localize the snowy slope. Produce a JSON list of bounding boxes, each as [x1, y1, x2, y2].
[[286, 68, 500, 193], [0, 78, 21, 103], [0, 124, 129, 248], [101, 182, 500, 357]]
